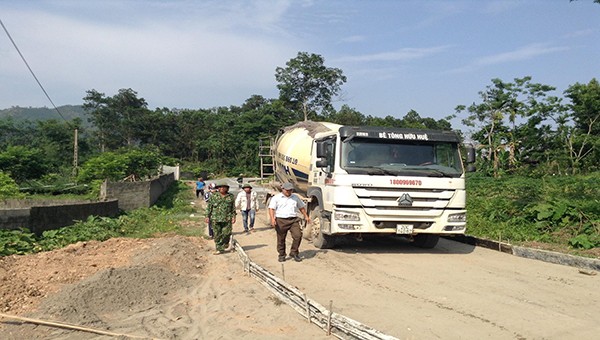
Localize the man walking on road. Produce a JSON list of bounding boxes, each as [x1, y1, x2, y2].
[[235, 183, 259, 233], [268, 182, 310, 262], [205, 181, 236, 255]]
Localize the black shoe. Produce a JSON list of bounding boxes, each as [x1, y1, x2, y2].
[[278, 255, 286, 262], [292, 254, 302, 262]]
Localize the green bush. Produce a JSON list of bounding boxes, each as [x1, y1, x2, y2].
[[0, 171, 24, 199], [467, 173, 600, 249], [77, 147, 164, 183]]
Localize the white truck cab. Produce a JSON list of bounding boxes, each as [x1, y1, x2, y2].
[[273, 121, 475, 249]]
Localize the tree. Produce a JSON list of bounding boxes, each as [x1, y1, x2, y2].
[[327, 104, 366, 125], [457, 77, 561, 177], [0, 146, 50, 182], [77, 147, 163, 183], [275, 52, 347, 121], [563, 79, 600, 173], [83, 88, 150, 151]]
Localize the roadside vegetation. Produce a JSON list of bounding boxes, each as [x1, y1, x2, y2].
[[0, 181, 201, 256], [467, 173, 600, 257], [1, 51, 599, 257]]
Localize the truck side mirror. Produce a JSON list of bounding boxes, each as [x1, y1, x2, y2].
[[465, 145, 476, 164], [315, 141, 328, 168], [316, 142, 327, 158], [464, 144, 476, 172]]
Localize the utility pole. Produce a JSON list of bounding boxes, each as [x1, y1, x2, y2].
[[73, 128, 78, 177]]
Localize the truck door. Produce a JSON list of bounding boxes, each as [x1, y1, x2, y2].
[[314, 137, 336, 186]]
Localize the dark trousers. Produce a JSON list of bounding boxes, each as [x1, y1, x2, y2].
[[275, 217, 302, 257]]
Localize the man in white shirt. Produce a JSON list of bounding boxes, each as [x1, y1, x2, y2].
[[268, 182, 311, 262], [235, 183, 259, 233]]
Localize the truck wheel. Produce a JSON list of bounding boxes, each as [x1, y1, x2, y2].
[[412, 234, 440, 249], [309, 207, 335, 249]]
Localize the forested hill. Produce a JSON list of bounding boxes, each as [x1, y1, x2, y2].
[[0, 105, 86, 122]]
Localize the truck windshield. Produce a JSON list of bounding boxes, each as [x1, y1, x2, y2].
[[340, 139, 463, 177]]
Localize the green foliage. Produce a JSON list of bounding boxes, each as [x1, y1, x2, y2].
[[77, 147, 163, 182], [467, 173, 600, 250], [83, 88, 151, 151], [0, 145, 50, 182], [0, 105, 86, 123], [0, 229, 40, 255], [19, 172, 91, 195], [275, 51, 347, 121], [38, 216, 122, 251], [0, 171, 24, 198]]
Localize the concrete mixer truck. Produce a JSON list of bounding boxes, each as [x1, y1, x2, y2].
[[270, 121, 475, 249]]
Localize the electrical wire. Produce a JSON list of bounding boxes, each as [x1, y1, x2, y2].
[[0, 18, 72, 126]]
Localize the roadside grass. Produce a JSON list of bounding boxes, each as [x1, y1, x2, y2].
[[0, 181, 206, 256], [466, 173, 600, 258]]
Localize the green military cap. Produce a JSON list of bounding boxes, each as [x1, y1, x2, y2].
[[214, 180, 230, 188]]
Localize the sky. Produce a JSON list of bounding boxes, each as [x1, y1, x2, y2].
[[1, 0, 599, 130]]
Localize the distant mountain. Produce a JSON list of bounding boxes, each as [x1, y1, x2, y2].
[[0, 105, 87, 122]]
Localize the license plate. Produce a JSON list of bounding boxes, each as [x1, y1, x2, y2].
[[396, 224, 413, 234]]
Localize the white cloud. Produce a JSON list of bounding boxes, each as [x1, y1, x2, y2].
[[447, 43, 569, 74], [475, 43, 569, 66], [0, 2, 301, 108], [561, 29, 595, 39], [334, 46, 450, 63]]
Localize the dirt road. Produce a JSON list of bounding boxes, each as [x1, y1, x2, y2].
[[234, 207, 599, 340], [1, 183, 598, 339]]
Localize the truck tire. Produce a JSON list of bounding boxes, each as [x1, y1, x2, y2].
[[309, 207, 335, 249], [313, 230, 335, 249], [412, 234, 440, 249]]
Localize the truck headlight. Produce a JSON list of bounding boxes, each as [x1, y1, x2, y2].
[[448, 213, 466, 222], [334, 210, 360, 221]]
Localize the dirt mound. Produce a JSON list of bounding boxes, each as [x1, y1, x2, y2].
[[37, 264, 191, 329], [0, 238, 145, 315], [0, 235, 327, 340]]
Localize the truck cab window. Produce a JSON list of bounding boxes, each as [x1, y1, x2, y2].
[[341, 139, 463, 177]]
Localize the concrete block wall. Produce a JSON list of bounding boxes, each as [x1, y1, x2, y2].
[[0, 208, 30, 230], [29, 200, 119, 235], [150, 173, 175, 206], [161, 165, 180, 180], [1, 173, 175, 232], [0, 199, 119, 233], [101, 173, 175, 211]]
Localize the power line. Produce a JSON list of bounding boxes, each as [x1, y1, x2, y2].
[[1, 18, 79, 174], [0, 18, 71, 126]]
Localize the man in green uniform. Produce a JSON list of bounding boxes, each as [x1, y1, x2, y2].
[[205, 181, 236, 254]]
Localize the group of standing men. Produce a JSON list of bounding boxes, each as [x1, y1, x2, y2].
[[202, 179, 309, 262]]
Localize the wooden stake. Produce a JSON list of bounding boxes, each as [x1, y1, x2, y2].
[[304, 293, 311, 323], [327, 300, 333, 336], [0, 312, 150, 339]]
